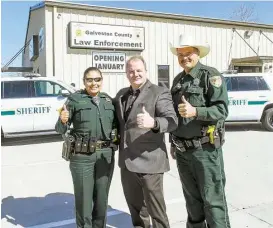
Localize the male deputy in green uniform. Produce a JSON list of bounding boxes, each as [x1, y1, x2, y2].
[[55, 67, 117, 228], [114, 56, 178, 228], [169, 35, 231, 228]]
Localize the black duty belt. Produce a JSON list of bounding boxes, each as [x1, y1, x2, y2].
[[172, 135, 210, 152], [74, 139, 111, 154]]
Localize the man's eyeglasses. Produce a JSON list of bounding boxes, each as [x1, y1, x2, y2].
[[85, 77, 102, 83]]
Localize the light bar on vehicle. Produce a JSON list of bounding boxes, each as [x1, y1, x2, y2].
[[221, 70, 238, 74], [23, 73, 43, 77]]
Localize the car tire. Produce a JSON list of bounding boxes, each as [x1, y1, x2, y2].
[[262, 108, 273, 132], [1, 128, 4, 142]]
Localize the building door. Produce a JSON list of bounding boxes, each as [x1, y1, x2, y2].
[[157, 65, 169, 88]]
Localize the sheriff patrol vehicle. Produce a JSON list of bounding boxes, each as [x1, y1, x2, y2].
[[223, 72, 273, 131], [1, 74, 76, 138]]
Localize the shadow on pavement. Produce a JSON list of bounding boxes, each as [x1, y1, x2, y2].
[[1, 134, 63, 147], [106, 206, 133, 228], [225, 122, 268, 132], [1, 193, 132, 228], [1, 193, 74, 227]]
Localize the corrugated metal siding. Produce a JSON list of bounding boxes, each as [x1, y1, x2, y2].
[[44, 6, 273, 97], [45, 7, 53, 77]]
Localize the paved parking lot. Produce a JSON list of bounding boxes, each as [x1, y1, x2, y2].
[[1, 123, 273, 228]]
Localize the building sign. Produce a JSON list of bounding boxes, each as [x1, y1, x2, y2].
[[92, 52, 126, 73], [69, 22, 145, 50]]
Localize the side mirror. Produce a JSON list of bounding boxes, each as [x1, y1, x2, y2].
[[60, 89, 70, 97], [70, 83, 76, 87]]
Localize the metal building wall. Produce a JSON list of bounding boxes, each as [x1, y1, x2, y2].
[[23, 7, 46, 76], [44, 6, 273, 97]]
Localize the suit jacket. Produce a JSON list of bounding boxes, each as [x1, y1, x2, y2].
[[114, 80, 178, 173]]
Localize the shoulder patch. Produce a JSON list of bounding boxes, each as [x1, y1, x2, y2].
[[209, 76, 222, 88], [105, 97, 111, 102], [193, 78, 200, 86]]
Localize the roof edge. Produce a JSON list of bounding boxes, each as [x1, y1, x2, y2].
[[23, 8, 31, 55], [23, 1, 45, 55], [43, 0, 273, 29], [30, 1, 45, 11]]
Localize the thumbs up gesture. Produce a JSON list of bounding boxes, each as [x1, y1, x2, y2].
[[137, 106, 155, 129], [60, 104, 69, 124], [178, 96, 197, 118]]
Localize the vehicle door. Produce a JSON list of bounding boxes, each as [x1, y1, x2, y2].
[[229, 76, 269, 121], [224, 76, 241, 121], [32, 80, 69, 131], [1, 81, 34, 134], [250, 76, 272, 119]]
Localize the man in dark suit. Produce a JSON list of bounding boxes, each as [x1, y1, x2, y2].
[[114, 56, 178, 228]]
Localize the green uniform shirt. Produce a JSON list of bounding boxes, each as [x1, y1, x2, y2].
[[55, 90, 117, 141], [171, 61, 229, 139]]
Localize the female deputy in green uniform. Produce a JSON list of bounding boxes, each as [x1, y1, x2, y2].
[[55, 67, 118, 228]]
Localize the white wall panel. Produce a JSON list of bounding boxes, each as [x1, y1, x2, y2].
[[45, 7, 53, 77], [40, 5, 273, 97]]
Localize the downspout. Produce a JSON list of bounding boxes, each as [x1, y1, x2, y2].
[[52, 6, 57, 76], [257, 30, 262, 55]]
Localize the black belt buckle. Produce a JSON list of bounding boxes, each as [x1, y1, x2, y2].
[[184, 140, 193, 148], [192, 139, 202, 149], [96, 141, 109, 149], [171, 135, 186, 152], [96, 141, 102, 149]]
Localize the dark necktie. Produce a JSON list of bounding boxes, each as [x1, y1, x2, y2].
[[124, 89, 140, 122]]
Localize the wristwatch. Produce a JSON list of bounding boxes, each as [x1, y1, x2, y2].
[[152, 118, 160, 131]]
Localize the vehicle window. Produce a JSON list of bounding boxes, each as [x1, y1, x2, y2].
[[256, 76, 270, 90], [1, 82, 3, 99], [231, 76, 259, 91], [34, 81, 66, 97], [224, 77, 232, 91], [2, 81, 33, 99], [230, 77, 239, 91]]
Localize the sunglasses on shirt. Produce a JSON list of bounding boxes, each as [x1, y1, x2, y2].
[[85, 77, 103, 83]]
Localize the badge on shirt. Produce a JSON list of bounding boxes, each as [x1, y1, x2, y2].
[[209, 76, 222, 88], [193, 78, 200, 86]]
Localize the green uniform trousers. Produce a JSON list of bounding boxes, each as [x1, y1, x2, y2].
[[69, 148, 115, 228], [175, 144, 231, 228]]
